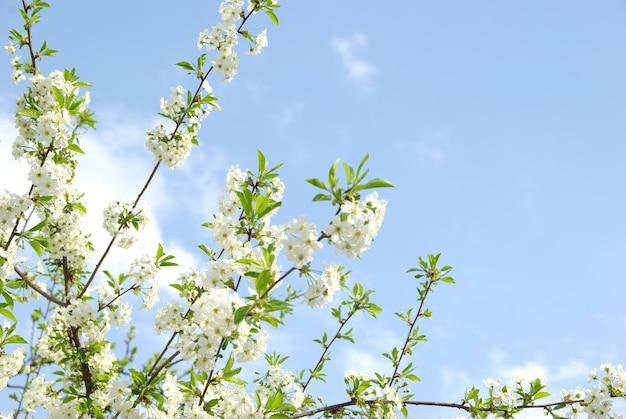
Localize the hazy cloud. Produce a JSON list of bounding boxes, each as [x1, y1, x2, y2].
[[396, 130, 449, 166], [0, 109, 219, 292], [341, 347, 391, 377], [273, 101, 305, 129], [0, 112, 29, 192], [440, 366, 473, 400], [491, 351, 589, 385], [331, 32, 377, 83], [339, 322, 401, 377], [496, 361, 550, 382], [551, 359, 589, 382]]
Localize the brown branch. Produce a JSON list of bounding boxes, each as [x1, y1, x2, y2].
[[14, 266, 64, 306], [62, 256, 71, 297], [98, 285, 140, 312], [291, 396, 595, 418], [301, 299, 364, 393], [69, 326, 94, 396], [21, 0, 39, 75], [388, 273, 436, 387], [79, 159, 160, 300]]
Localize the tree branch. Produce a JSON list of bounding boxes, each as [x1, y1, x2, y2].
[[14, 266, 65, 306]]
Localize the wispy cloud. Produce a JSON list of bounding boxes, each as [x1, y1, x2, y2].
[[488, 347, 591, 386], [496, 360, 550, 382], [273, 101, 305, 129], [551, 359, 589, 382], [395, 130, 449, 166], [0, 112, 29, 191], [440, 365, 473, 400], [331, 32, 377, 83], [0, 108, 221, 292]]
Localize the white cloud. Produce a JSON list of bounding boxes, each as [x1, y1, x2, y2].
[[488, 348, 590, 386], [341, 347, 390, 377], [273, 101, 305, 129], [0, 107, 222, 294], [396, 130, 449, 166], [551, 359, 589, 382], [489, 347, 507, 365], [440, 365, 473, 400], [0, 111, 29, 192], [338, 320, 402, 377], [331, 32, 377, 83], [496, 361, 550, 383]]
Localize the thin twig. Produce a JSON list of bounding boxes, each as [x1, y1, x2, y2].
[[14, 266, 64, 306]]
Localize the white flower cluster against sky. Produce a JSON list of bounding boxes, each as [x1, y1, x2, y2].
[[0, 1, 625, 417]]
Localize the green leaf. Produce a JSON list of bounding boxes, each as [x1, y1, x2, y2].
[[265, 9, 279, 26], [328, 159, 339, 189], [222, 354, 235, 373], [27, 219, 47, 232], [257, 149, 267, 173], [159, 256, 178, 267], [129, 369, 145, 386], [265, 390, 284, 410], [236, 189, 254, 217], [197, 244, 213, 257], [234, 305, 252, 324], [68, 96, 86, 112], [342, 162, 355, 185], [156, 243, 164, 260], [534, 391, 551, 400], [70, 202, 87, 213], [255, 270, 272, 295], [366, 303, 382, 317], [0, 308, 16, 322], [28, 238, 48, 256], [5, 334, 28, 345], [237, 258, 261, 267], [356, 153, 370, 179], [305, 178, 328, 191], [222, 374, 246, 385], [255, 195, 281, 219], [67, 143, 85, 154], [52, 86, 65, 107], [355, 177, 395, 191], [17, 108, 40, 119], [169, 283, 184, 292], [312, 193, 331, 202], [176, 61, 195, 72]]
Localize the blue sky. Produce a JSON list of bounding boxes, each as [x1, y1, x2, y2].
[[1, 1, 625, 417]]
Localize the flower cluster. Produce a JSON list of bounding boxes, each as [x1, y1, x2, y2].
[[247, 29, 268, 55], [281, 215, 323, 269], [323, 191, 388, 258], [145, 85, 212, 168], [146, 0, 270, 168], [102, 200, 148, 248], [4, 42, 25, 83], [13, 71, 87, 156], [482, 376, 533, 409], [0, 1, 397, 418], [343, 369, 407, 419], [0, 191, 30, 281], [0, 347, 25, 392], [560, 363, 626, 419], [303, 262, 343, 308], [198, 0, 242, 82], [9, 69, 94, 269]]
